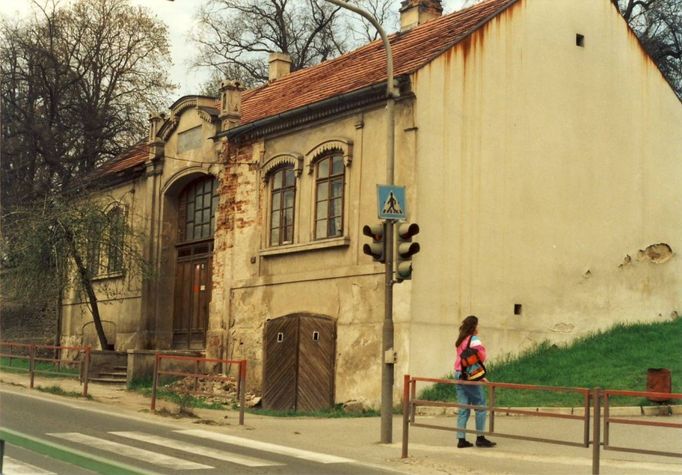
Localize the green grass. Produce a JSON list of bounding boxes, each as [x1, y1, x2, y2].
[[0, 357, 80, 377], [36, 385, 93, 399], [420, 319, 682, 407]]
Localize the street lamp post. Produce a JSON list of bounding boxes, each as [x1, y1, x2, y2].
[[322, 0, 396, 444]]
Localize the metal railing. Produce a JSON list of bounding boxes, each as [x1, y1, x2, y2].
[[602, 388, 682, 458], [402, 374, 681, 475], [0, 341, 91, 397], [151, 353, 247, 425]]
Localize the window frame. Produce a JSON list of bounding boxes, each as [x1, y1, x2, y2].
[[313, 152, 346, 240], [177, 176, 219, 245], [268, 165, 297, 247]]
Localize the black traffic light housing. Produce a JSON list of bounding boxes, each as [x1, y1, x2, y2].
[[396, 222, 420, 281], [362, 223, 386, 263]]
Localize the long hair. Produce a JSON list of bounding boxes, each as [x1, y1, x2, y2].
[[456, 315, 479, 347]]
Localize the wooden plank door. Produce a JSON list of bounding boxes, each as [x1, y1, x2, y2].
[[172, 257, 210, 349], [262, 317, 299, 410], [262, 314, 336, 411], [297, 316, 335, 412]]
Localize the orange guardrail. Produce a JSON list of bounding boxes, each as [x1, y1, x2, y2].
[[0, 341, 91, 397], [402, 374, 681, 475], [151, 353, 247, 425]]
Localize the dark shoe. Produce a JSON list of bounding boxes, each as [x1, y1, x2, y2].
[[457, 438, 473, 448], [476, 436, 497, 448]]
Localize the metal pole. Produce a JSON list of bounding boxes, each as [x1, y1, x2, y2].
[[592, 388, 601, 475], [401, 374, 410, 458], [322, 0, 396, 444], [83, 346, 91, 398]]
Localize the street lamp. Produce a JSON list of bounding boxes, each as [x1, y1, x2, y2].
[[321, 0, 397, 444]]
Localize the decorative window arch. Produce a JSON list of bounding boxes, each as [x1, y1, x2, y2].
[[305, 138, 352, 176], [262, 152, 304, 182], [305, 139, 352, 241], [262, 153, 303, 247]]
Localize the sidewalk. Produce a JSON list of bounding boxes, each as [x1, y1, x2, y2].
[[1, 371, 681, 475]]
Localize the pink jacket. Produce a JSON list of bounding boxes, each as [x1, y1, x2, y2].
[[454, 335, 487, 372]]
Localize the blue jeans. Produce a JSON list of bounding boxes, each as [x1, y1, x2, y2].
[[455, 371, 487, 439]]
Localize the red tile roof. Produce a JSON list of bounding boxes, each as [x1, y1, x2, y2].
[[95, 141, 148, 178], [241, 0, 519, 125]]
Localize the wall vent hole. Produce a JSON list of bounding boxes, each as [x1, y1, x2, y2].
[[514, 304, 523, 316], [576, 34, 585, 47]]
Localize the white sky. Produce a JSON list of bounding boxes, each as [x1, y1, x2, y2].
[[0, 0, 470, 100]]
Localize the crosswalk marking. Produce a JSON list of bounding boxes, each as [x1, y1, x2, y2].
[[46, 432, 213, 470], [2, 456, 57, 475], [177, 429, 355, 464], [110, 431, 284, 468]]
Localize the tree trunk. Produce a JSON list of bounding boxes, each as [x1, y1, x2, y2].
[[66, 233, 112, 350]]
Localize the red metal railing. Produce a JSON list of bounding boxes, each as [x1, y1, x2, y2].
[[0, 341, 91, 397], [602, 388, 682, 458], [150, 353, 247, 425], [402, 374, 681, 475]]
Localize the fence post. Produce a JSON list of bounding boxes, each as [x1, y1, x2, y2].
[[592, 388, 601, 475], [489, 382, 496, 433], [583, 390, 591, 447], [602, 391, 610, 449], [409, 377, 416, 423], [29, 344, 35, 389], [402, 374, 410, 458], [238, 360, 246, 426], [82, 346, 91, 398], [151, 353, 160, 411], [0, 438, 4, 474]]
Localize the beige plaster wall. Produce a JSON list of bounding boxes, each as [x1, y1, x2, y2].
[[409, 0, 682, 381]]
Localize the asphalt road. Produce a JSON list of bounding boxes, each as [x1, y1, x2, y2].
[[0, 389, 396, 475]]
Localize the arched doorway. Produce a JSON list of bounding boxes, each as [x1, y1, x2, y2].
[[172, 176, 218, 349], [262, 314, 336, 411]]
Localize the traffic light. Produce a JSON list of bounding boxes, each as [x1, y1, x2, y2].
[[395, 222, 420, 281], [362, 223, 385, 263]]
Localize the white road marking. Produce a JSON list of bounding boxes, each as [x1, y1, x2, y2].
[[177, 429, 355, 464], [46, 432, 212, 470], [2, 456, 57, 474], [111, 431, 283, 468]]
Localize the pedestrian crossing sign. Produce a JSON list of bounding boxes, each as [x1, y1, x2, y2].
[[377, 185, 406, 220]]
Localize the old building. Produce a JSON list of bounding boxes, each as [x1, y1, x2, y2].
[[63, 0, 682, 409]]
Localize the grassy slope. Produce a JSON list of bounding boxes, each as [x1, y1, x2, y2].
[[421, 319, 682, 406]]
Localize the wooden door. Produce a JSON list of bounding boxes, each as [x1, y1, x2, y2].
[[172, 255, 211, 349], [262, 314, 336, 411]]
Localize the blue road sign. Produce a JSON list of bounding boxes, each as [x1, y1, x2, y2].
[[377, 185, 406, 220]]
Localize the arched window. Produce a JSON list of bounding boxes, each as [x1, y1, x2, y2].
[[314, 153, 344, 239], [178, 176, 218, 243], [270, 165, 296, 246]]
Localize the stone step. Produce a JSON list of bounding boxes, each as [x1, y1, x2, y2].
[[97, 371, 127, 378], [89, 377, 127, 385]]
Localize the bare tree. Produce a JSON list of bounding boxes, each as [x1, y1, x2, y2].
[[612, 0, 682, 98], [190, 0, 396, 88], [0, 0, 174, 349], [0, 0, 175, 209]]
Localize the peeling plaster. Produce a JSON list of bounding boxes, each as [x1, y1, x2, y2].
[[637, 243, 673, 264], [551, 322, 575, 333]]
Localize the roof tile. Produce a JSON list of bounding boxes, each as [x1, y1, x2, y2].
[[241, 0, 519, 125]]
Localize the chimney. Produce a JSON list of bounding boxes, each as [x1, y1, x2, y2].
[[219, 79, 243, 131], [268, 52, 292, 82], [399, 0, 443, 32]]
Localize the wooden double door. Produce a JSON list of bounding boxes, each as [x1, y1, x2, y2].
[[262, 314, 336, 412], [172, 243, 212, 349]]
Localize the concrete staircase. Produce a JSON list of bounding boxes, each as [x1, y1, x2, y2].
[[90, 365, 127, 385]]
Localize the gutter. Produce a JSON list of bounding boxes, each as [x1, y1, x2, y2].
[[215, 76, 411, 142]]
